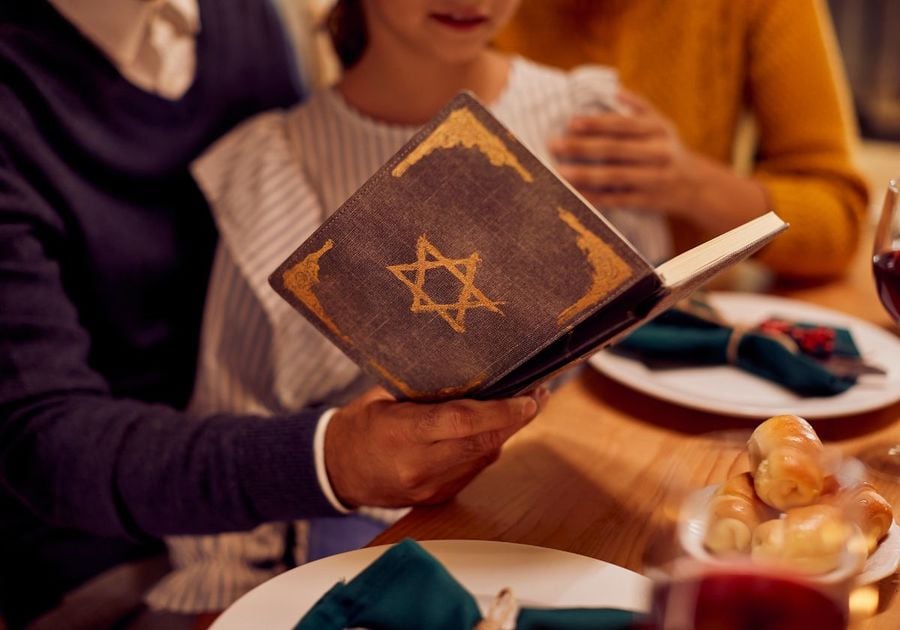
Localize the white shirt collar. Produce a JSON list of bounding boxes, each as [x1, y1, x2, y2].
[[48, 0, 201, 99]]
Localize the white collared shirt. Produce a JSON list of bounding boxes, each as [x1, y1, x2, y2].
[[49, 0, 200, 100]]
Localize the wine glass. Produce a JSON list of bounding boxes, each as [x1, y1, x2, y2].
[[861, 178, 900, 479]]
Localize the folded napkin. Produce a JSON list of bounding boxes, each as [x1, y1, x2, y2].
[[294, 539, 642, 630], [615, 304, 860, 397]]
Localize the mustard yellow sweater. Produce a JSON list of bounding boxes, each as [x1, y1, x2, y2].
[[496, 0, 869, 278]]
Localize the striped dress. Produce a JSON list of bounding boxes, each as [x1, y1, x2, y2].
[[145, 56, 671, 612]]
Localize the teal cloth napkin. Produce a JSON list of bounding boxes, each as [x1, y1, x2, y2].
[[615, 308, 858, 397], [294, 539, 643, 629], [294, 539, 480, 630]]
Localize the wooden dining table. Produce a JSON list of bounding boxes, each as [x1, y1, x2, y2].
[[370, 238, 900, 628]]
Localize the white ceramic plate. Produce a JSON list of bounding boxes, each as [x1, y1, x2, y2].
[[679, 485, 900, 585], [588, 292, 900, 419], [211, 540, 652, 629]]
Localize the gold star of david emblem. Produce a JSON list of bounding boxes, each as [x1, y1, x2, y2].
[[387, 235, 503, 333]]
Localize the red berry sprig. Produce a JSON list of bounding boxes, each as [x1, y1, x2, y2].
[[758, 319, 836, 358]]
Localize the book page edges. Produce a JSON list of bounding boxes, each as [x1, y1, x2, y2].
[[654, 211, 788, 290]]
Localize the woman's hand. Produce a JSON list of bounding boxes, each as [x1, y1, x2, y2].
[[551, 90, 768, 235], [552, 90, 700, 218]]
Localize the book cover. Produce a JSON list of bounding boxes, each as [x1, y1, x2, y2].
[[270, 92, 786, 401]]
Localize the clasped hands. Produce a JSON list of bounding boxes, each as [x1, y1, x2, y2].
[[551, 90, 700, 218], [552, 89, 768, 235], [325, 386, 549, 509]]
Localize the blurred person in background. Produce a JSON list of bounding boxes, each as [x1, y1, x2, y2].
[[495, 0, 870, 279], [0, 0, 544, 627]]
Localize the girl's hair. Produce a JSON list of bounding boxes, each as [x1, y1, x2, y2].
[[326, 0, 367, 69]]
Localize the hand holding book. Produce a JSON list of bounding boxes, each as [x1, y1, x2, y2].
[[323, 386, 547, 509]]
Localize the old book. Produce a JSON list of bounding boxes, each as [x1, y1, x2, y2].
[[270, 92, 787, 402]]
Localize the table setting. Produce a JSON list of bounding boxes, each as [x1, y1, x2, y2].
[[590, 291, 900, 419], [211, 181, 900, 629], [213, 539, 650, 629]]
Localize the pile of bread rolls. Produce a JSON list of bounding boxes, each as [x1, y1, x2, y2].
[[702, 415, 894, 575]]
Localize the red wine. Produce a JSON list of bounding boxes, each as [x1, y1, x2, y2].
[[650, 570, 847, 630], [874, 250, 900, 322]]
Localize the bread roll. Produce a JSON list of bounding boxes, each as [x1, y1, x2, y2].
[[748, 415, 825, 510], [820, 482, 894, 555], [749, 518, 784, 561], [750, 505, 859, 575], [704, 473, 767, 554]]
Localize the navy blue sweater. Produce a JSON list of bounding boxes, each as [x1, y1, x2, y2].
[[0, 1, 340, 623]]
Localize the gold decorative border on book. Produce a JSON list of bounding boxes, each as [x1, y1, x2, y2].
[[434, 371, 487, 398], [368, 360, 418, 399], [391, 107, 533, 183], [556, 208, 633, 325], [369, 359, 486, 400], [282, 240, 351, 343]]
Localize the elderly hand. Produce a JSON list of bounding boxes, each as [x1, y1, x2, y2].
[[324, 386, 549, 508]]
